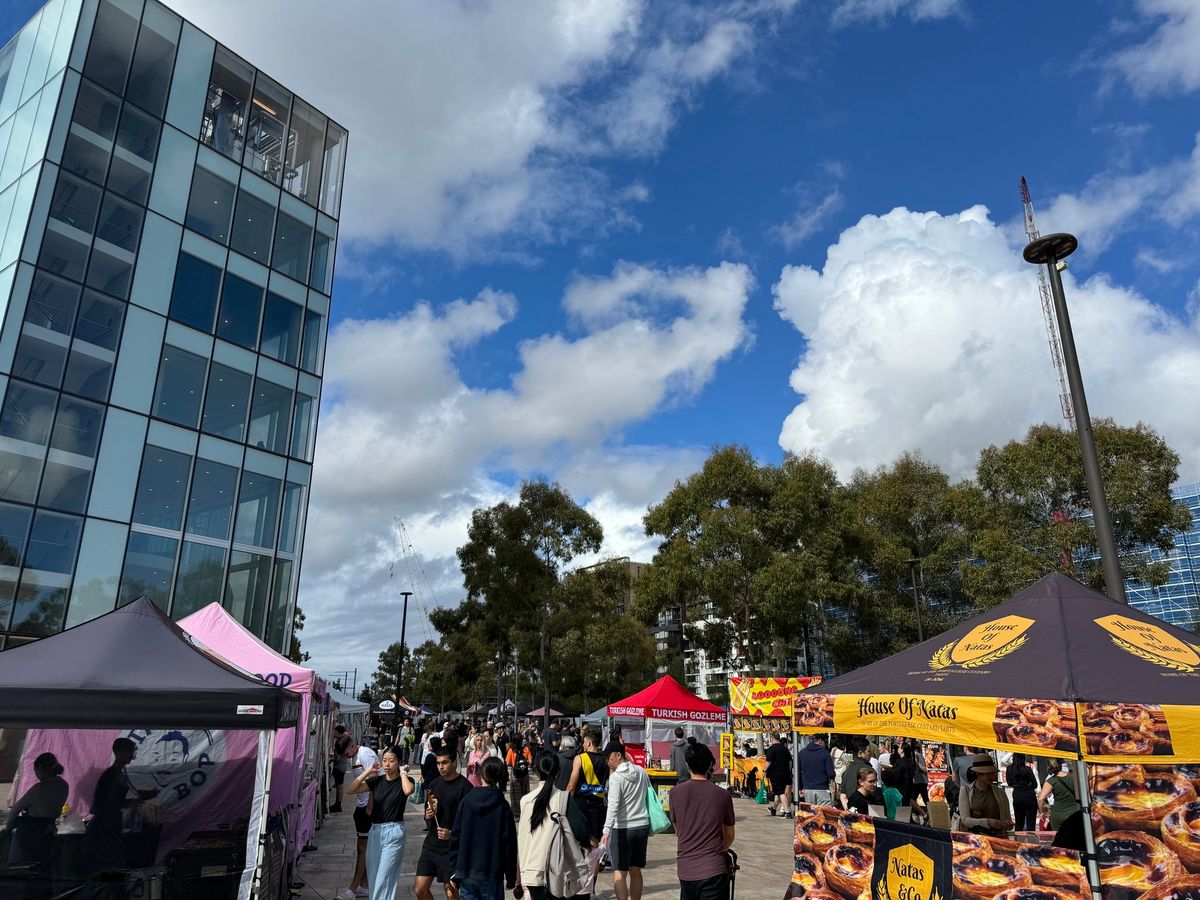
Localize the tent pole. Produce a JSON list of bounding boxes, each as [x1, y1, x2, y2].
[[1075, 759, 1102, 900], [241, 729, 278, 900]]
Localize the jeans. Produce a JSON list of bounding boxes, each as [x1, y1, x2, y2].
[[365, 821, 406, 900], [803, 789, 832, 806], [459, 877, 504, 900]]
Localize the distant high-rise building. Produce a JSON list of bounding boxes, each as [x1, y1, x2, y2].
[[0, 0, 346, 653], [1120, 482, 1200, 633]]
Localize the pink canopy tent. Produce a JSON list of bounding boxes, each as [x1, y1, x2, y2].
[[607, 675, 726, 768]]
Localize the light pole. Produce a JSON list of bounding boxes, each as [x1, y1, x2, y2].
[[906, 558, 925, 643], [1023, 233, 1126, 604], [396, 591, 412, 701]]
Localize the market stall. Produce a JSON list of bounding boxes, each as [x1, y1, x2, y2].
[[179, 602, 327, 866], [790, 572, 1200, 900], [607, 675, 726, 768], [328, 686, 369, 735], [0, 596, 299, 900]]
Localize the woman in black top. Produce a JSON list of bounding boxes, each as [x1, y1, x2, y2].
[[1005, 752, 1039, 832], [347, 746, 413, 900], [847, 766, 883, 816]]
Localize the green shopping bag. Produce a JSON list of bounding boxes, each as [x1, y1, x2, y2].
[[754, 782, 768, 804], [646, 785, 671, 835]]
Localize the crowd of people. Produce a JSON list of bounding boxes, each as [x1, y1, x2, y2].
[[326, 717, 737, 900]]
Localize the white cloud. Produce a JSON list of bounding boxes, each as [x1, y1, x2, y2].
[[831, 0, 962, 27], [771, 188, 845, 250], [773, 205, 1200, 481], [1111, 0, 1200, 95], [168, 0, 795, 259], [299, 262, 753, 673]]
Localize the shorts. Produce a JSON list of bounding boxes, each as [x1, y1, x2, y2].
[[681, 873, 730, 900], [770, 777, 792, 798], [803, 789, 832, 806], [332, 768, 347, 786], [416, 847, 453, 883], [610, 826, 648, 871], [353, 806, 372, 838]]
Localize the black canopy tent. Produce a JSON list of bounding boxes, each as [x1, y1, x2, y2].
[[0, 597, 299, 899]]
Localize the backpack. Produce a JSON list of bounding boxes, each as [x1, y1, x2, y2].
[[546, 808, 589, 897]]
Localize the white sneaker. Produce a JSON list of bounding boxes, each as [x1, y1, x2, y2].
[[336, 890, 355, 900]]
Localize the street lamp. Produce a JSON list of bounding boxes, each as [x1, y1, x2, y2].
[[1023, 233, 1127, 604], [396, 591, 412, 702]]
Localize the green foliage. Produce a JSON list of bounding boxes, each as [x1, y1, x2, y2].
[[287, 606, 310, 663]]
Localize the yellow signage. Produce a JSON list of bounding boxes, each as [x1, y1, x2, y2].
[[719, 732, 735, 771], [728, 676, 822, 718], [1095, 614, 1200, 672], [878, 842, 941, 900], [929, 614, 1034, 670]]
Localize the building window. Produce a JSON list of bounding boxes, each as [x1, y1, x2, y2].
[[300, 309, 324, 373], [0, 502, 32, 630], [319, 122, 346, 217], [271, 212, 311, 283], [83, 0, 141, 95], [260, 292, 301, 365], [38, 397, 104, 514], [290, 393, 315, 460], [88, 193, 143, 299], [10, 511, 82, 635], [13, 272, 82, 389], [225, 549, 271, 635], [243, 73, 291, 184], [61, 79, 120, 185], [278, 481, 304, 553], [118, 531, 177, 608], [284, 99, 326, 205], [109, 104, 159, 205], [132, 445, 192, 531], [185, 167, 236, 244], [49, 171, 103, 235], [230, 188, 274, 263], [265, 557, 292, 649], [152, 345, 207, 428], [125, 1, 181, 118], [184, 458, 238, 540], [0, 382, 57, 505], [215, 273, 263, 349], [172, 540, 225, 618], [64, 291, 125, 401], [232, 471, 280, 549], [247, 378, 292, 454], [200, 363, 251, 441], [201, 46, 253, 161], [310, 230, 333, 294], [168, 253, 222, 332]]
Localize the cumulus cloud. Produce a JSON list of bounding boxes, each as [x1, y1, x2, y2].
[[300, 262, 753, 672], [1110, 0, 1200, 96], [773, 205, 1200, 480], [168, 0, 795, 259]]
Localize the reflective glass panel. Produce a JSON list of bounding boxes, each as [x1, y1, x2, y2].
[[264, 557, 292, 651], [200, 362, 250, 441], [108, 104, 158, 204], [184, 166, 235, 244], [172, 540, 225, 618], [39, 396, 104, 513], [259, 292, 301, 365], [117, 530, 176, 607], [168, 253, 221, 332], [125, 1, 180, 117], [278, 481, 303, 553], [299, 309, 323, 373], [232, 470, 280, 548], [201, 46, 252, 160], [83, 0, 141, 94], [284, 98, 325, 205], [224, 548, 270, 634], [309, 229, 332, 294], [319, 122, 346, 217], [25, 271, 81, 334], [243, 73, 290, 184], [215, 273, 262, 349], [11, 511, 82, 634], [62, 79, 119, 185], [247, 379, 291, 454], [0, 382, 55, 504], [0, 501, 31, 630], [49, 171, 102, 233], [271, 212, 310, 282], [290, 393, 314, 461], [86, 193, 142, 299], [230, 188, 274, 263], [184, 457, 237, 538], [131, 444, 191, 530], [152, 344, 206, 427], [73, 290, 124, 351], [64, 292, 124, 401], [13, 329, 67, 387]]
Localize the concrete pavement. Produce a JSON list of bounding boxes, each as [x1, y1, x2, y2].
[[294, 788, 794, 900]]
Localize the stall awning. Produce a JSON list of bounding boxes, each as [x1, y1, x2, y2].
[[0, 596, 299, 729], [607, 674, 727, 723], [329, 686, 369, 715]]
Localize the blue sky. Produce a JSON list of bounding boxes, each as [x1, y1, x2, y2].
[[9, 0, 1200, 678]]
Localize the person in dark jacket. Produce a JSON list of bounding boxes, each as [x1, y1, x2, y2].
[[798, 734, 836, 806], [450, 757, 517, 900], [669, 728, 689, 784], [1005, 753, 1039, 832]]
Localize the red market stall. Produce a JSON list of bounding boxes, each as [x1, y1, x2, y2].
[[607, 675, 726, 766]]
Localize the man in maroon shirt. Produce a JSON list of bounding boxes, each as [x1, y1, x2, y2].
[[668, 743, 736, 900]]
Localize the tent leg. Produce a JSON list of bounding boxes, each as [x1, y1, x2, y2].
[[241, 730, 278, 900], [1075, 759, 1102, 900]]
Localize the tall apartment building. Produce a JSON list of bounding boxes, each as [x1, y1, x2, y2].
[[1121, 482, 1200, 633], [0, 0, 345, 653]]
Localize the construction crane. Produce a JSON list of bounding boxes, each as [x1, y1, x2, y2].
[[1020, 177, 1074, 425]]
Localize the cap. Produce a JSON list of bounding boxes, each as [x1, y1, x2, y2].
[[603, 741, 625, 757]]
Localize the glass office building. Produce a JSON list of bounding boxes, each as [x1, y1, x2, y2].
[[1122, 482, 1200, 633], [0, 0, 345, 653]]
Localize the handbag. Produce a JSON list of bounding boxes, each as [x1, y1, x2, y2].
[[645, 784, 670, 835], [754, 782, 769, 804]]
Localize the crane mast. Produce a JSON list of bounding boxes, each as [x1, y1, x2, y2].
[[1020, 177, 1074, 425]]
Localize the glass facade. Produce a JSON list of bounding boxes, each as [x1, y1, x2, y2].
[[1120, 483, 1200, 633], [0, 0, 344, 652]]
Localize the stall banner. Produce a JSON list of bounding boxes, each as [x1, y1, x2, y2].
[[731, 714, 792, 735], [870, 818, 952, 900], [792, 689, 1200, 764], [720, 733, 735, 771], [729, 676, 822, 728]]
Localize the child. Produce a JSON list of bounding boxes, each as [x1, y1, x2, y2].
[[881, 765, 904, 821]]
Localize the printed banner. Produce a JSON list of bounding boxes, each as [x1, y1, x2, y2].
[[729, 676, 823, 726], [870, 818, 952, 900], [719, 733, 735, 771], [732, 714, 793, 734]]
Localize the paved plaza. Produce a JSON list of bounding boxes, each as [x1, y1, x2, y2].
[[297, 788, 793, 900]]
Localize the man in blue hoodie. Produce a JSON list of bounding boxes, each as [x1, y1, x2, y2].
[[798, 734, 836, 807]]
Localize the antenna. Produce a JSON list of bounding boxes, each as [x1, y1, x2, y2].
[[1020, 177, 1075, 425]]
